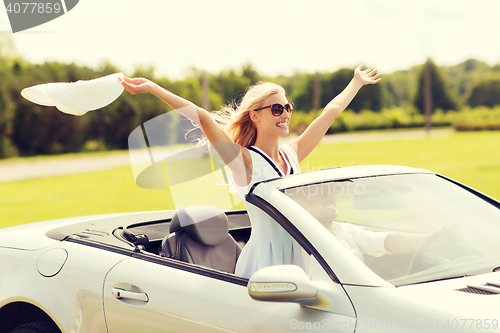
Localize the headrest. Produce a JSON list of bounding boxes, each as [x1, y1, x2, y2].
[[169, 206, 229, 246]]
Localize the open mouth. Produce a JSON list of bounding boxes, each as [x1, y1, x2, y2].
[[276, 121, 288, 128]]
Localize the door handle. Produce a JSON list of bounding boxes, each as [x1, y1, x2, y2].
[[112, 287, 149, 302]]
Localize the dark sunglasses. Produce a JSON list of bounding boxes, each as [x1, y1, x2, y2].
[[254, 102, 294, 117]]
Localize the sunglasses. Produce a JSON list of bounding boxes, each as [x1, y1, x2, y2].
[[254, 102, 294, 117]]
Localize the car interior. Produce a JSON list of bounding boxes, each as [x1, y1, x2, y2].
[[120, 206, 251, 274], [118, 205, 422, 281]]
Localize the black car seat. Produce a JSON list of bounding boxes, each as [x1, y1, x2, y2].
[[161, 206, 242, 274]]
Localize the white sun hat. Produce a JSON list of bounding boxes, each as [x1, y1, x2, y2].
[[20, 72, 125, 116]]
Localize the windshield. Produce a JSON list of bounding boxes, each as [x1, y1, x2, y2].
[[284, 173, 500, 286]]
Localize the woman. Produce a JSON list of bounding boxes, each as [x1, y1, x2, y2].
[[120, 65, 380, 278]]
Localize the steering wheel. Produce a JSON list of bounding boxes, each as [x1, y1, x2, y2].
[[407, 226, 462, 275]]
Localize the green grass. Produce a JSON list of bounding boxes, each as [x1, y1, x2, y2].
[[1, 131, 500, 228], [0, 167, 171, 228], [304, 131, 500, 199]]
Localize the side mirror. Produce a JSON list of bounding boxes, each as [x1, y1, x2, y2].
[[248, 265, 334, 309]]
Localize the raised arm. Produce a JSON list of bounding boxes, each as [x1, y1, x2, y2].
[[121, 77, 224, 142], [287, 65, 380, 162], [120, 77, 251, 185]]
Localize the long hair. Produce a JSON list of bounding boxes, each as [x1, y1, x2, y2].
[[203, 81, 286, 147], [192, 82, 285, 192]]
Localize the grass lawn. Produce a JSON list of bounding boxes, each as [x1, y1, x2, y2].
[[304, 131, 500, 199], [1, 131, 499, 228]]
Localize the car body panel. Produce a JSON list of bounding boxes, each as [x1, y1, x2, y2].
[[0, 211, 163, 250], [0, 241, 127, 333], [256, 165, 433, 191], [103, 256, 356, 333], [344, 272, 500, 332]]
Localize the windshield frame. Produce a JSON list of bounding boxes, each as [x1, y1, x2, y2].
[[248, 166, 500, 287]]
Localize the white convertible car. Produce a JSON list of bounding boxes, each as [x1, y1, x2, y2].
[[1, 165, 500, 333]]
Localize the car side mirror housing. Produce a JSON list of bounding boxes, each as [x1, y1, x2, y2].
[[248, 265, 334, 310]]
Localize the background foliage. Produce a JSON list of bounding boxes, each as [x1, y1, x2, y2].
[[1, 35, 500, 158]]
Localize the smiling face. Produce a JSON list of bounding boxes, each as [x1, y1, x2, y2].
[[250, 93, 291, 138]]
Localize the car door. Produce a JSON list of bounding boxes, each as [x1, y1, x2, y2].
[[103, 252, 356, 332]]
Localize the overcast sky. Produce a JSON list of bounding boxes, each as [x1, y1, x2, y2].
[[1, 0, 499, 79]]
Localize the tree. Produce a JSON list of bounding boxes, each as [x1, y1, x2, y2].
[[9, 61, 89, 155], [241, 63, 261, 84], [414, 59, 457, 113], [0, 56, 16, 157], [214, 67, 253, 107], [321, 68, 382, 112], [442, 58, 491, 106], [379, 66, 421, 109], [287, 72, 314, 111], [287, 68, 382, 113], [467, 73, 500, 107]]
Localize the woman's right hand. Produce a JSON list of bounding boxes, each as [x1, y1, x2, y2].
[[120, 76, 155, 95]]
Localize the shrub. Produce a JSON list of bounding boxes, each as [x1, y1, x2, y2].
[[289, 107, 457, 135], [453, 106, 500, 131]]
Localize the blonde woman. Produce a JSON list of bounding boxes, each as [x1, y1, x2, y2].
[[120, 65, 380, 278]]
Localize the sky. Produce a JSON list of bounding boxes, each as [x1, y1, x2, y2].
[[0, 0, 499, 79]]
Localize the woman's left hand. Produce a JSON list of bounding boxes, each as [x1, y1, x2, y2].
[[354, 65, 381, 85]]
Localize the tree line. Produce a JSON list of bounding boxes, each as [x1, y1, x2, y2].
[[1, 46, 499, 158]]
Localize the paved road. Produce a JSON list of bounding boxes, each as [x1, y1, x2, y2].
[[0, 128, 453, 182]]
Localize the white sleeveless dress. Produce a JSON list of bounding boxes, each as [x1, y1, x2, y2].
[[234, 143, 307, 279]]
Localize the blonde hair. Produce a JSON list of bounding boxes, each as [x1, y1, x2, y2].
[[191, 81, 285, 193], [204, 81, 286, 147]]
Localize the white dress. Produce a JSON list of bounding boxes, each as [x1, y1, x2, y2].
[[234, 144, 307, 279]]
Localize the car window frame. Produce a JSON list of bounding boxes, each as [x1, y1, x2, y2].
[[66, 236, 250, 286], [245, 191, 340, 284]]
